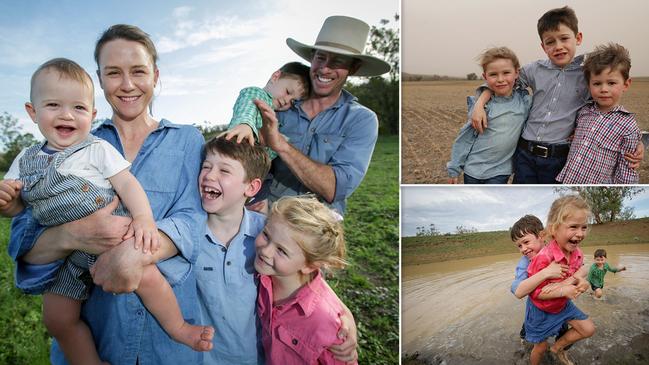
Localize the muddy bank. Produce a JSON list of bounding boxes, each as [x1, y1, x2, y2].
[[402, 244, 649, 364]]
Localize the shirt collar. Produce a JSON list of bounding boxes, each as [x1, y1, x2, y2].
[[94, 118, 180, 133], [585, 101, 631, 115], [263, 270, 325, 317], [203, 208, 257, 246], [540, 54, 585, 71], [292, 89, 358, 112], [547, 239, 582, 264]]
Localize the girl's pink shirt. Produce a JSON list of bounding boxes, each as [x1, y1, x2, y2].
[[527, 239, 584, 313], [257, 271, 354, 365]]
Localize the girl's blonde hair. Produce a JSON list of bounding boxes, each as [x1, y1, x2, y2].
[[546, 195, 591, 237], [478, 46, 520, 72], [270, 195, 347, 270]]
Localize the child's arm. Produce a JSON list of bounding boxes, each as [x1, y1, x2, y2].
[[470, 89, 492, 133], [224, 87, 267, 144], [108, 169, 159, 254], [221, 124, 255, 145], [514, 261, 567, 299], [0, 179, 25, 217]]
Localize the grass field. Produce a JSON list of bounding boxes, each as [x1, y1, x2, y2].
[[0, 135, 399, 364], [402, 217, 649, 266], [402, 79, 649, 184]]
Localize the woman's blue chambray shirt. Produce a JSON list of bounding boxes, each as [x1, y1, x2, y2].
[[8, 119, 206, 365], [270, 89, 378, 214], [447, 88, 531, 180]]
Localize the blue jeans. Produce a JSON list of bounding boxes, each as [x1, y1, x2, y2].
[[463, 173, 510, 184], [513, 146, 567, 184]]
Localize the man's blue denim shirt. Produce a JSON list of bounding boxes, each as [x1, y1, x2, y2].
[[8, 119, 206, 365], [270, 89, 378, 214]]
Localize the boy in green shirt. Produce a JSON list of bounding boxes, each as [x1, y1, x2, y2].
[[587, 249, 626, 299]]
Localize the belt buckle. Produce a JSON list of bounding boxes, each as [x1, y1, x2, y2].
[[532, 144, 549, 158]]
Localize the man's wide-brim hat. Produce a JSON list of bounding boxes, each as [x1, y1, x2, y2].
[[286, 15, 391, 77]]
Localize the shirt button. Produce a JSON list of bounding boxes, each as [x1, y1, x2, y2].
[[310, 128, 315, 133], [81, 184, 90, 192], [95, 196, 105, 205], [292, 339, 298, 345], [324, 138, 329, 143], [47, 156, 54, 163], [137, 310, 144, 316], [221, 247, 226, 252], [226, 261, 231, 266], [558, 83, 561, 87]]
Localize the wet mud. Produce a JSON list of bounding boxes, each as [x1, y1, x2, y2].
[[402, 244, 649, 364]]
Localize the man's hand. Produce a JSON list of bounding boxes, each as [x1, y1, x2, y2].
[[625, 141, 644, 170], [255, 99, 286, 152], [470, 89, 492, 134], [89, 237, 153, 293], [246, 199, 269, 215], [219, 124, 255, 145]]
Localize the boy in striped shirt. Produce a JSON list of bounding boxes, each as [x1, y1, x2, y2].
[[557, 43, 641, 184]]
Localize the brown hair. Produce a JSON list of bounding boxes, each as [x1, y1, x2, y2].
[[583, 43, 631, 82], [594, 249, 607, 258], [203, 136, 270, 182], [30, 58, 94, 104], [546, 195, 591, 238], [270, 195, 346, 270], [478, 47, 520, 72], [537, 6, 579, 40], [278, 62, 311, 97], [510, 214, 544, 242], [94, 24, 158, 69]]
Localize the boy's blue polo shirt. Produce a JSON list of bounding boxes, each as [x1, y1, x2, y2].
[[197, 208, 266, 365], [511, 255, 530, 295]]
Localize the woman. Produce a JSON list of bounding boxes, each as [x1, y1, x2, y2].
[[9, 24, 206, 364]]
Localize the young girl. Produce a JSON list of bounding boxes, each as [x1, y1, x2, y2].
[[254, 195, 354, 365], [525, 196, 596, 365]]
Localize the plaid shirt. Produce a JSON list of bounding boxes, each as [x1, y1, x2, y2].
[[557, 102, 640, 184]]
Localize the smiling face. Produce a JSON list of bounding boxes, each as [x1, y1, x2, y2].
[[26, 69, 96, 151], [594, 255, 607, 267], [264, 75, 306, 111], [540, 24, 582, 68], [309, 50, 358, 98], [483, 58, 519, 97], [97, 39, 159, 122], [254, 215, 312, 280], [588, 67, 630, 113], [199, 150, 256, 215], [552, 209, 589, 255], [514, 233, 545, 260]]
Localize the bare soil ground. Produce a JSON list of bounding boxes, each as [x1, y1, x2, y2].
[[401, 79, 649, 184]]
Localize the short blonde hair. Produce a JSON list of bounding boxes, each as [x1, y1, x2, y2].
[[546, 195, 591, 238], [478, 47, 520, 72], [30, 58, 94, 104], [270, 195, 346, 270]]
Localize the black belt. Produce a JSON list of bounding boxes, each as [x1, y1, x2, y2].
[[518, 139, 570, 159]]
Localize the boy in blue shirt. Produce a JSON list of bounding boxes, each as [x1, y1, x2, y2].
[[471, 6, 643, 183], [447, 47, 530, 184], [195, 137, 358, 364]]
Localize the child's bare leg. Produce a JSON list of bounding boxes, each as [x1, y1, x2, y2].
[[530, 341, 548, 365], [594, 288, 603, 298], [136, 264, 214, 351], [551, 318, 595, 352], [43, 293, 106, 365]]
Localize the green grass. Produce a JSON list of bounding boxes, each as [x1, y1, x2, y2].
[[403, 217, 649, 266], [0, 135, 399, 364]]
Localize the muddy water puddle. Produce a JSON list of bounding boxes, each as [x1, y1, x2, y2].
[[402, 244, 649, 364]]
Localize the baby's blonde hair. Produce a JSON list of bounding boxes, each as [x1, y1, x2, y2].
[[546, 195, 591, 238], [270, 195, 346, 270]]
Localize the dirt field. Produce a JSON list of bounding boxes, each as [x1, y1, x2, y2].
[[401, 79, 649, 184]]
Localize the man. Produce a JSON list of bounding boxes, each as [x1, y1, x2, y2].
[[255, 15, 391, 215]]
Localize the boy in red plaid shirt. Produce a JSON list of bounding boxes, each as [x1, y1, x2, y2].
[[557, 43, 640, 184]]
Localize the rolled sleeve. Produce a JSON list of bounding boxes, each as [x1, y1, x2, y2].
[[155, 129, 206, 285], [330, 110, 378, 204], [8, 208, 63, 294]]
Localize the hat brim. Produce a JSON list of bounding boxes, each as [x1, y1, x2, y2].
[[286, 38, 391, 77]]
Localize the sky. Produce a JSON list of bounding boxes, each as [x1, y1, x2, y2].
[[401, 186, 649, 236], [403, 0, 649, 77], [0, 0, 398, 139]]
